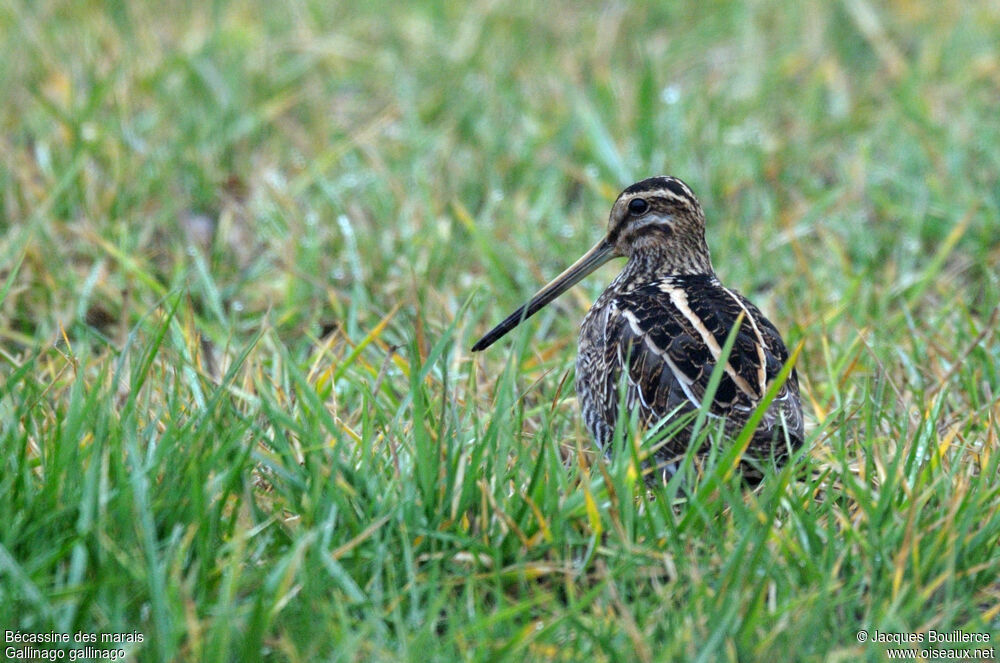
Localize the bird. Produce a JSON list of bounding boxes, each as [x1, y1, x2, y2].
[[471, 175, 804, 480]]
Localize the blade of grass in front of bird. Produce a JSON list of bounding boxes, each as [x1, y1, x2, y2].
[[681, 339, 804, 529]]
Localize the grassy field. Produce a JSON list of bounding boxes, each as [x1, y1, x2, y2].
[[2, 1, 1000, 661]]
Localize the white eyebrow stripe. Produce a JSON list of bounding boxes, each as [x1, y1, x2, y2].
[[657, 191, 691, 204]]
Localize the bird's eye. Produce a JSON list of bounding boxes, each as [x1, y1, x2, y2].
[[628, 198, 649, 215]]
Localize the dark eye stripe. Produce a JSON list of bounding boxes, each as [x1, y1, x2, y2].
[[636, 222, 672, 238]]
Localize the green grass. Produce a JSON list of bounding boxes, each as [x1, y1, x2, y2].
[[2, 1, 999, 661]]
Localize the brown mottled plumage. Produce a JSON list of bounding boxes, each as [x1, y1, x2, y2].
[[472, 176, 804, 479]]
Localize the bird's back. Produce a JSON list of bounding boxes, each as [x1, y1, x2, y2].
[[576, 273, 803, 473]]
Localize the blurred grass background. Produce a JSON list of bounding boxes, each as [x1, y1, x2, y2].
[[2, 1, 999, 661]]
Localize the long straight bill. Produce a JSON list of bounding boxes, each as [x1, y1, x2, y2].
[[471, 238, 615, 351]]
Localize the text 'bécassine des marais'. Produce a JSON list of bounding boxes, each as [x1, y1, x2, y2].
[[5, 631, 144, 644]]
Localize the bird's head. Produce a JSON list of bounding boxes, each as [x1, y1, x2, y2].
[[605, 176, 713, 274], [471, 176, 714, 351]]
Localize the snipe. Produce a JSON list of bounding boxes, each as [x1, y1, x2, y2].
[[472, 176, 804, 479]]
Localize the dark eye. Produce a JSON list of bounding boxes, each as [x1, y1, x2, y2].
[[628, 198, 649, 215]]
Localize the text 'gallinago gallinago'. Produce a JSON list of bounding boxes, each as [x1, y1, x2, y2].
[[472, 176, 804, 479]]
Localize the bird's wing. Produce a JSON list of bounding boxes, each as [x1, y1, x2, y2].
[[612, 279, 764, 416], [727, 290, 805, 446], [587, 276, 804, 452]]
